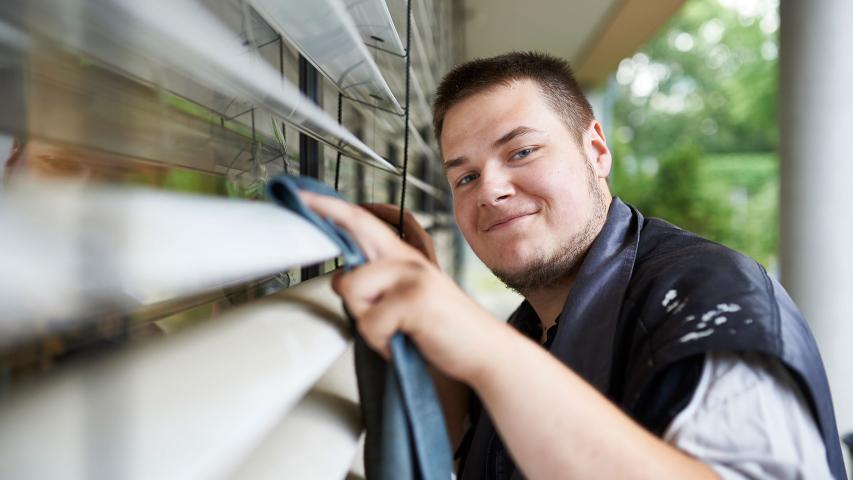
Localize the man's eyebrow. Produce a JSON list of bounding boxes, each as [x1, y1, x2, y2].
[[443, 156, 467, 171], [493, 126, 544, 148]]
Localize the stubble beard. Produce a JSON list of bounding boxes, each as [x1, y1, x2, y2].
[[491, 163, 609, 296]]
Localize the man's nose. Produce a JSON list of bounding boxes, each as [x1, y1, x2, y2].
[[477, 165, 515, 207]]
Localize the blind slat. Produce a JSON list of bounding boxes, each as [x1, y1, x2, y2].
[[252, 0, 404, 114], [345, 0, 407, 56], [0, 180, 340, 338], [0, 0, 400, 174], [0, 275, 350, 480]]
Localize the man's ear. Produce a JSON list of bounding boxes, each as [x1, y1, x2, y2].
[[587, 120, 612, 179]]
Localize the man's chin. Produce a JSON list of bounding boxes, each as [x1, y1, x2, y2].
[[488, 246, 585, 294], [480, 244, 539, 269], [491, 264, 565, 295], [483, 256, 534, 279]]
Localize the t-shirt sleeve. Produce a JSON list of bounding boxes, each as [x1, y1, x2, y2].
[[664, 351, 832, 479]]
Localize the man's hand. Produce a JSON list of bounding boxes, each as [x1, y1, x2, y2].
[[301, 193, 481, 450], [360, 203, 439, 266], [300, 191, 498, 383]]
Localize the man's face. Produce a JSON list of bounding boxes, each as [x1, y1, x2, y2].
[[440, 79, 612, 292]]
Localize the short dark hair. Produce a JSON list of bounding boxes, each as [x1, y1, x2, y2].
[[432, 51, 595, 145]]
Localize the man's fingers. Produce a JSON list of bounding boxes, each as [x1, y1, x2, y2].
[[334, 260, 429, 358], [335, 259, 424, 317], [357, 293, 420, 359], [361, 203, 403, 228], [299, 191, 407, 261], [355, 298, 407, 359], [362, 203, 439, 266]]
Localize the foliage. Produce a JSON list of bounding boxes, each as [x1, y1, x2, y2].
[[608, 0, 780, 269]]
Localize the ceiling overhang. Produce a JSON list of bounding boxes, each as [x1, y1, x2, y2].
[[461, 0, 686, 87]]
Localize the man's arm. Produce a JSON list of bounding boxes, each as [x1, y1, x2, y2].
[[470, 320, 718, 479], [302, 192, 717, 479]]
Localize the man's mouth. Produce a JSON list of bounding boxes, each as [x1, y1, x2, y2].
[[483, 210, 539, 232]]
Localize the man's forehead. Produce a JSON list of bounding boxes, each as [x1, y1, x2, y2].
[[440, 81, 554, 158], [443, 80, 541, 126]]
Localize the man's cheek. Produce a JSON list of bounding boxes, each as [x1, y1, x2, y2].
[[457, 212, 477, 242]]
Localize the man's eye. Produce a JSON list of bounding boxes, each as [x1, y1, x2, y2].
[[513, 147, 536, 160], [456, 173, 479, 187]]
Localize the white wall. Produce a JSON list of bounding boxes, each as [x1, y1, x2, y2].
[[780, 0, 853, 471]]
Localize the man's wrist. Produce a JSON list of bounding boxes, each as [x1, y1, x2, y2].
[[463, 321, 525, 391]]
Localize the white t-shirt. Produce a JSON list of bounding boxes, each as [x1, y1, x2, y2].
[[665, 351, 833, 479]]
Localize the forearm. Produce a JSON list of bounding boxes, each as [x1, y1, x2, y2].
[[467, 324, 718, 480]]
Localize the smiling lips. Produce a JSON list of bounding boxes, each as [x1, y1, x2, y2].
[[482, 210, 539, 231]]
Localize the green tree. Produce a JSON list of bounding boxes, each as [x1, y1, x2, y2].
[[609, 0, 779, 269]]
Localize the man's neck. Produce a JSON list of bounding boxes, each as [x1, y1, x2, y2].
[[523, 271, 577, 336], [521, 188, 613, 339]]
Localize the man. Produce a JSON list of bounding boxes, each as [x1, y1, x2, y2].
[[302, 52, 844, 479]]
